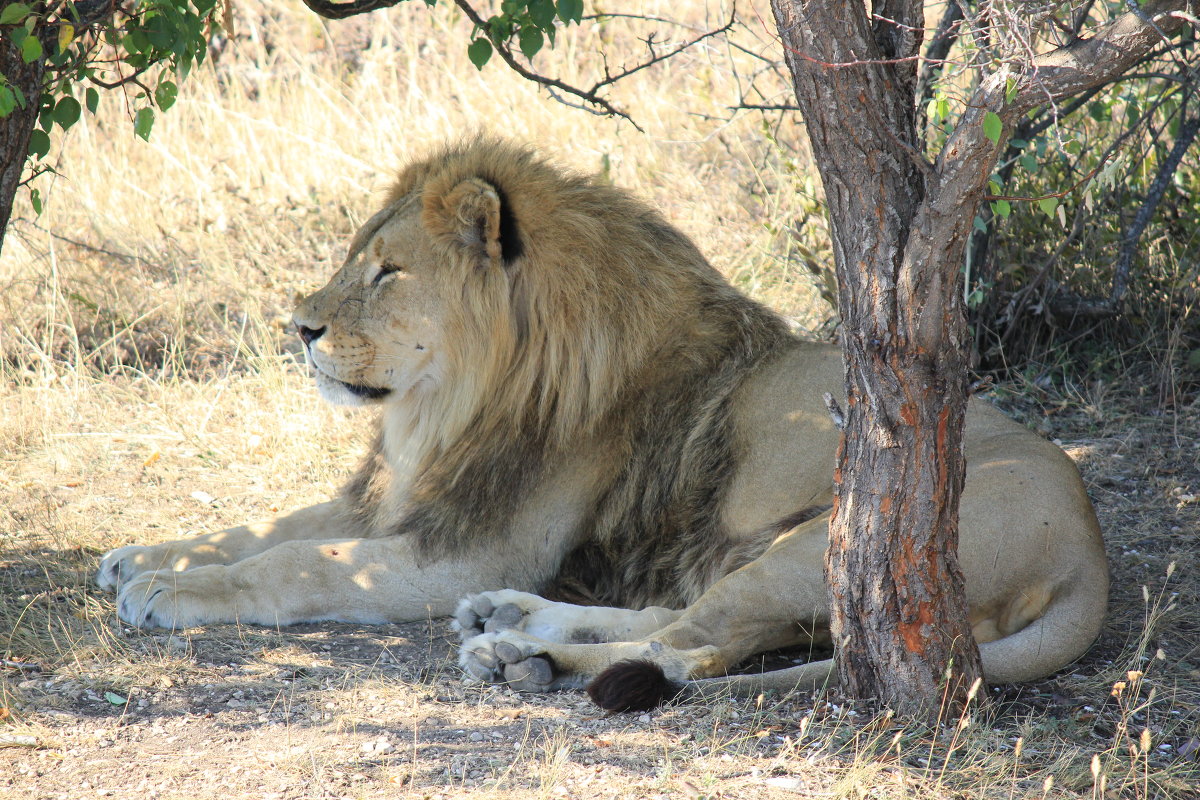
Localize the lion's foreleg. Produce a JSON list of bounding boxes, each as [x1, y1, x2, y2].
[[460, 519, 831, 693], [454, 590, 682, 643], [96, 501, 356, 590], [114, 536, 522, 629]]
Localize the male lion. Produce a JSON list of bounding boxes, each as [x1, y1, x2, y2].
[[97, 139, 1108, 708]]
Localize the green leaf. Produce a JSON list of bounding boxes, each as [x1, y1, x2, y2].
[[991, 199, 1011, 219], [30, 187, 42, 215], [1019, 154, 1037, 172], [27, 129, 50, 158], [1005, 77, 1018, 104], [982, 111, 1002, 145], [0, 86, 15, 117], [467, 37, 492, 69], [103, 692, 127, 705], [20, 31, 41, 63], [518, 26, 543, 59], [973, 215, 988, 234], [528, 0, 556, 28], [1008, 138, 1028, 149], [85, 86, 99, 114], [487, 14, 512, 39], [52, 95, 81, 129], [155, 80, 178, 110], [1038, 197, 1058, 217], [557, 0, 582, 24], [0, 2, 31, 25], [134, 106, 154, 140]]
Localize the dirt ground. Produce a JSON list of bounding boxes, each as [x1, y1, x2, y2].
[[2, 385, 1198, 800]]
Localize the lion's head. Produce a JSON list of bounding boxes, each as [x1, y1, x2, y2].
[[294, 139, 747, 467]]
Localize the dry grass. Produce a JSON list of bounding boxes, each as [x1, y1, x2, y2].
[[1, 1, 1198, 798]]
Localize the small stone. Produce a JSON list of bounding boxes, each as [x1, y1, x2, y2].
[[637, 714, 651, 723], [469, 731, 484, 742]]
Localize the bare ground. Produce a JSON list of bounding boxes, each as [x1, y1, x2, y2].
[[2, 376, 1198, 800]]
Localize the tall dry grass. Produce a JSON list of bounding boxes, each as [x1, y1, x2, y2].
[[1, 2, 1196, 798], [0, 0, 828, 717], [0, 0, 828, 657]]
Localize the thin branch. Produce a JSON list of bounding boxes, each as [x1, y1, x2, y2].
[[86, 64, 150, 90], [984, 159, 1107, 202], [450, 0, 640, 129], [916, 0, 966, 105], [1111, 97, 1199, 305], [733, 102, 801, 111], [916, 0, 967, 143], [16, 219, 145, 262], [591, 8, 736, 93]]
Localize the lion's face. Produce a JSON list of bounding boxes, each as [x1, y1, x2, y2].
[[293, 205, 450, 407]]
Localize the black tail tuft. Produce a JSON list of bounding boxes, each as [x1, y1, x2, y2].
[[586, 659, 682, 713]]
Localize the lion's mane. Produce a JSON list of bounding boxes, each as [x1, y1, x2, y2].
[[343, 140, 798, 608]]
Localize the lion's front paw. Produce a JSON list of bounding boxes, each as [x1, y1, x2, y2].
[[452, 590, 555, 640], [115, 567, 234, 629], [459, 631, 579, 692], [96, 544, 168, 591]]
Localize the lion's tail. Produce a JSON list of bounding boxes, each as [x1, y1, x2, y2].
[[587, 658, 836, 712], [975, 573, 1108, 685]]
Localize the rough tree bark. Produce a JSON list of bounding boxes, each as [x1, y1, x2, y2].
[[768, 0, 1195, 718], [770, 0, 983, 717], [0, 30, 46, 256]]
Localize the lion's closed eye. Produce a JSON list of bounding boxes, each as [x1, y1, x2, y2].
[[373, 263, 406, 283]]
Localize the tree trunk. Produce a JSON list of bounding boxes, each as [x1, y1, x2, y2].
[[0, 30, 46, 256], [770, 0, 985, 718]]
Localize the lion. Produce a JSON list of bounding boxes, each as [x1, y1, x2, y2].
[[97, 139, 1108, 709]]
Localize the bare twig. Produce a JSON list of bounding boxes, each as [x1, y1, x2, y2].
[[1111, 96, 1199, 305], [591, 9, 736, 93], [915, 0, 966, 136], [450, 0, 640, 129], [732, 102, 801, 111]]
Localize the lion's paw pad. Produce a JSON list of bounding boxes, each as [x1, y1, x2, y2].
[[459, 632, 557, 692], [454, 590, 550, 640]]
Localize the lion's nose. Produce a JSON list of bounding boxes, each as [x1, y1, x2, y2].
[[296, 324, 326, 346]]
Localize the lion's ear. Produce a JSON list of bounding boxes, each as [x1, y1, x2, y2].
[[424, 177, 522, 268]]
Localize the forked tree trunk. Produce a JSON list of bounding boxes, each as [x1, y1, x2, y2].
[[769, 0, 1193, 719], [770, 0, 984, 718], [0, 31, 45, 256]]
